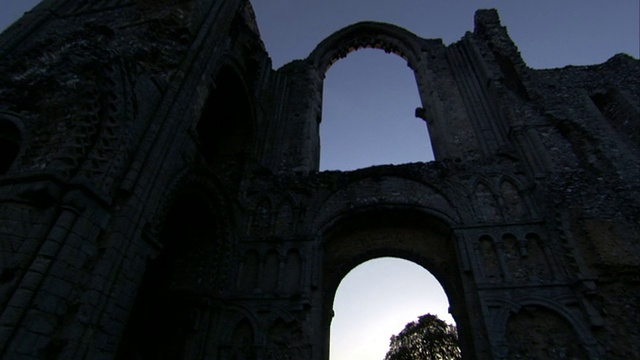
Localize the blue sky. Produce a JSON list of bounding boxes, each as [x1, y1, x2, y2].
[[2, 1, 638, 359]]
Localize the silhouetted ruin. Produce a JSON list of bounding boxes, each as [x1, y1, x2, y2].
[[0, 1, 638, 359]]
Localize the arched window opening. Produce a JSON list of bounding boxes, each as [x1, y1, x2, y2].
[[0, 119, 21, 175], [321, 49, 434, 171], [197, 65, 254, 166], [330, 257, 456, 360]]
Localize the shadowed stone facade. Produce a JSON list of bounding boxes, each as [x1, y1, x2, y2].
[[0, 1, 638, 359]]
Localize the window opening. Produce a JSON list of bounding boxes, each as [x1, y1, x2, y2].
[[321, 49, 434, 171], [197, 66, 253, 166]]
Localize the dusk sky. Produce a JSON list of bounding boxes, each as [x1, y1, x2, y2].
[[2, 1, 638, 359]]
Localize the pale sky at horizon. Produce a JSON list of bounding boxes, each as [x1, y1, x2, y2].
[[1, 1, 638, 359]]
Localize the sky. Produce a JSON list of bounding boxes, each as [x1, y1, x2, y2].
[[1, 1, 638, 359]]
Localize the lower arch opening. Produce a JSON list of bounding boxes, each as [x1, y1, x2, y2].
[[329, 257, 457, 360]]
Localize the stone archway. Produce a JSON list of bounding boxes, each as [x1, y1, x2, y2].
[[319, 208, 473, 360], [308, 21, 423, 74]]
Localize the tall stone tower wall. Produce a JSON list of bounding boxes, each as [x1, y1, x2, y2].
[[0, 1, 638, 359]]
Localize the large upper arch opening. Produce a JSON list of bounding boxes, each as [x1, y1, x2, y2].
[[310, 23, 434, 170], [320, 49, 433, 170], [308, 21, 424, 75]]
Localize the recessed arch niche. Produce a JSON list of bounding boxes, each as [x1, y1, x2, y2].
[[320, 208, 472, 360]]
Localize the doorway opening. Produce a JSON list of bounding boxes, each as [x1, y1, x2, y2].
[[320, 49, 434, 171], [329, 257, 454, 359]]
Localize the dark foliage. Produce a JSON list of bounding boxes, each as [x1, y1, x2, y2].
[[384, 314, 461, 360]]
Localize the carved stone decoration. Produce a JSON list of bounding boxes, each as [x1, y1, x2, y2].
[[506, 306, 588, 359], [501, 233, 553, 284]]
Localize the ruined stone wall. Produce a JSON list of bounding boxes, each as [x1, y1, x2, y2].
[[0, 1, 637, 359]]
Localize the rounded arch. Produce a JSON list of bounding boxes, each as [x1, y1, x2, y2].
[[319, 207, 474, 360], [308, 21, 424, 75]]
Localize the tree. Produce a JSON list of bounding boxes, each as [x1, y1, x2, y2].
[[384, 314, 461, 360]]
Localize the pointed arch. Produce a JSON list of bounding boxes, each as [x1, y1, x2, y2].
[[308, 21, 423, 75], [197, 63, 256, 166]]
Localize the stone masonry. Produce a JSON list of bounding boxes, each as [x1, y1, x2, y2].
[[0, 0, 638, 359]]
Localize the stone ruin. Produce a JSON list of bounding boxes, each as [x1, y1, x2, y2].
[[0, 0, 638, 359]]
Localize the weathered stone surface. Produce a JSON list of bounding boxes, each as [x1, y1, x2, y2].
[[0, 1, 638, 359]]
